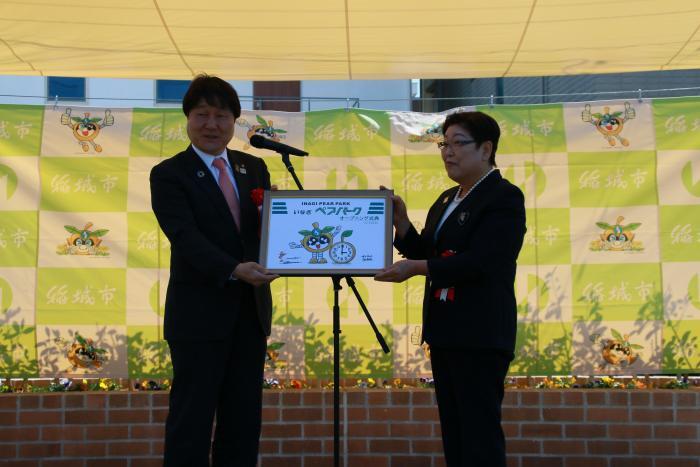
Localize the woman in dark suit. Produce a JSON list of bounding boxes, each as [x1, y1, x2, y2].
[[375, 111, 526, 466]]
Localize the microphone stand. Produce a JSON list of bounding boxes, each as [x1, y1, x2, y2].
[[278, 151, 390, 467]]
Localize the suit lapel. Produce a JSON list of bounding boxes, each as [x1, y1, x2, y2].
[[434, 170, 502, 243], [228, 150, 253, 216], [182, 146, 238, 228], [424, 186, 459, 243]]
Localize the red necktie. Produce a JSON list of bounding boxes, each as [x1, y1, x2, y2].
[[212, 157, 241, 228]]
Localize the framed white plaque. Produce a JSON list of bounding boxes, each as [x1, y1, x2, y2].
[[259, 190, 393, 276]]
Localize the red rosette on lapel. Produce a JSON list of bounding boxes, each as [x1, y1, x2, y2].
[[250, 188, 265, 237], [433, 249, 456, 302]]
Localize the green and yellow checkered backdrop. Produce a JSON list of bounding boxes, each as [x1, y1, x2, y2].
[[1, 98, 699, 380]]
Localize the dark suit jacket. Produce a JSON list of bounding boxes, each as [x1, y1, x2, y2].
[[150, 145, 273, 341], [395, 170, 526, 353]]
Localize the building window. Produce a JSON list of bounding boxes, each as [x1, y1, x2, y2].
[[47, 77, 86, 102], [411, 79, 421, 99], [156, 80, 190, 104]]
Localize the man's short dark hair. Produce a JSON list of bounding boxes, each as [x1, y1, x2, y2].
[[182, 74, 241, 119], [442, 111, 500, 166]]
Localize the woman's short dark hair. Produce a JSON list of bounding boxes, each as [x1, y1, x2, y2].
[[442, 111, 500, 166], [182, 74, 241, 119]]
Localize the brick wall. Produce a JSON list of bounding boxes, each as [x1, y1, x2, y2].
[[1, 389, 698, 466]]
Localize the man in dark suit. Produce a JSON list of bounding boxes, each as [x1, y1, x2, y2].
[[376, 111, 526, 466], [150, 75, 279, 466]]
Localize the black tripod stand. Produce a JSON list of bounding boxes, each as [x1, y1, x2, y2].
[[278, 152, 390, 467]]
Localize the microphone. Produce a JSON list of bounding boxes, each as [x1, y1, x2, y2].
[[249, 134, 308, 156]]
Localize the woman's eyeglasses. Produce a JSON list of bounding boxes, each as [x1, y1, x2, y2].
[[437, 140, 476, 151]]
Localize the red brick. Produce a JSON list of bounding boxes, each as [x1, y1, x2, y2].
[[0, 412, 15, 425], [86, 394, 108, 409], [259, 439, 279, 454], [260, 457, 302, 467], [587, 440, 629, 455], [630, 392, 650, 406], [607, 423, 651, 439], [389, 422, 431, 437], [150, 439, 164, 455], [304, 456, 334, 466], [262, 391, 280, 405], [281, 392, 301, 406], [655, 424, 697, 439], [65, 409, 105, 424], [346, 439, 368, 453], [390, 456, 433, 467], [347, 422, 389, 437], [566, 458, 608, 467], [677, 408, 700, 423], [543, 440, 585, 455], [502, 391, 517, 406], [521, 423, 562, 438], [653, 459, 699, 467], [369, 439, 409, 453], [63, 442, 107, 457], [109, 394, 129, 408], [346, 391, 367, 406], [411, 439, 442, 453], [676, 392, 697, 407], [282, 407, 322, 422], [543, 408, 583, 421], [542, 392, 562, 406], [41, 395, 63, 409], [565, 424, 607, 438], [0, 427, 38, 442], [130, 394, 150, 408], [585, 391, 607, 405], [0, 444, 16, 459], [632, 440, 676, 455], [522, 456, 563, 467], [631, 408, 673, 422], [303, 423, 333, 437], [18, 442, 61, 458], [42, 461, 83, 467], [85, 425, 129, 440], [608, 392, 629, 406], [302, 391, 323, 406], [18, 395, 39, 409], [152, 393, 169, 407], [131, 424, 165, 439], [345, 407, 367, 421], [502, 407, 540, 421], [390, 391, 410, 405], [108, 409, 150, 423], [262, 407, 280, 422], [502, 422, 519, 438], [368, 407, 409, 421], [410, 391, 433, 405], [347, 456, 388, 467], [108, 441, 150, 456], [678, 441, 700, 456], [262, 423, 302, 438], [587, 407, 629, 422], [563, 391, 584, 405], [131, 459, 163, 467], [367, 392, 388, 405], [86, 461, 128, 467], [652, 391, 674, 406], [42, 425, 83, 441], [64, 394, 85, 408], [0, 396, 17, 409], [151, 408, 168, 423], [520, 391, 540, 406], [609, 459, 652, 467], [507, 439, 541, 454], [19, 411, 62, 425], [412, 407, 439, 421], [280, 439, 322, 454]]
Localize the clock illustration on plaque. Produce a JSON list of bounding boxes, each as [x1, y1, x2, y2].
[[329, 230, 356, 264]]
